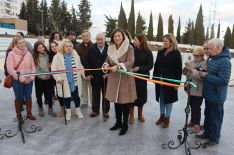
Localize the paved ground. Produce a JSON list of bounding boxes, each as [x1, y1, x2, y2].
[[0, 54, 234, 155]]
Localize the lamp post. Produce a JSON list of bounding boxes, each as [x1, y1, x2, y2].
[[41, 10, 44, 36]]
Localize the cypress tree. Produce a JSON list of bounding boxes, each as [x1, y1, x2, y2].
[[205, 27, 209, 40], [182, 19, 192, 44], [18, 2, 27, 20], [135, 11, 146, 34], [168, 15, 174, 34], [78, 0, 92, 34], [224, 26, 231, 47], [189, 21, 195, 45], [194, 5, 205, 45], [127, 0, 135, 37], [105, 15, 117, 37], [210, 24, 215, 39], [230, 25, 234, 48], [176, 17, 181, 43], [217, 21, 220, 38], [156, 13, 163, 42], [71, 6, 79, 34], [147, 11, 154, 41], [60, 0, 72, 34], [117, 2, 127, 29]]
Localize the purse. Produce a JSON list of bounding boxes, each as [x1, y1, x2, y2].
[[4, 53, 26, 88]]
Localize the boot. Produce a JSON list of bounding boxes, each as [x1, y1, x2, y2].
[[75, 108, 84, 118], [59, 106, 65, 117], [162, 117, 170, 128], [119, 105, 129, 136], [138, 106, 145, 123], [38, 107, 45, 117], [110, 104, 122, 131], [48, 108, 57, 117], [15, 100, 21, 120], [156, 114, 165, 125], [25, 99, 36, 120], [129, 106, 134, 124], [65, 109, 71, 121]]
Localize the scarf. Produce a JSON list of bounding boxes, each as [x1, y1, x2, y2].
[[64, 52, 75, 92]]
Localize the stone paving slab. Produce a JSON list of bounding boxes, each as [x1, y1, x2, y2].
[[0, 74, 234, 155]]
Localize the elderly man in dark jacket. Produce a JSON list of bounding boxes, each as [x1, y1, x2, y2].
[[75, 30, 94, 107], [84, 33, 110, 118], [196, 38, 232, 148]]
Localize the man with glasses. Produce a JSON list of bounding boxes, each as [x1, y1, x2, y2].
[[196, 38, 232, 148]]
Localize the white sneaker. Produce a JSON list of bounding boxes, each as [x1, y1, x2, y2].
[[65, 109, 71, 120], [75, 108, 84, 118]]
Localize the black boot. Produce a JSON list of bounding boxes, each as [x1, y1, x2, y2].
[[110, 104, 122, 131], [119, 104, 130, 136]]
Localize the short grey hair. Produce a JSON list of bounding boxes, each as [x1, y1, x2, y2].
[[208, 38, 224, 50]]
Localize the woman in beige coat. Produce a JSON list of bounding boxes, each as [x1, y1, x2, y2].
[[51, 39, 84, 121], [103, 28, 137, 136], [183, 46, 207, 133]]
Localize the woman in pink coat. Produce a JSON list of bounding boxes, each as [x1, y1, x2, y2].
[[7, 38, 36, 120]]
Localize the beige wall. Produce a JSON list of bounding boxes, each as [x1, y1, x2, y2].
[[0, 18, 27, 31]]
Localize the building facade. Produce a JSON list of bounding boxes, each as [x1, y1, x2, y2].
[[0, 0, 25, 18]]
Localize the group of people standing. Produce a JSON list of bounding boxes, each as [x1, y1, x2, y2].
[[3, 28, 232, 147]]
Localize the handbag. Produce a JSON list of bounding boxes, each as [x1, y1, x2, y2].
[[4, 53, 26, 88]]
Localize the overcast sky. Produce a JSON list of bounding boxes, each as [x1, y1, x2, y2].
[[46, 0, 234, 38]]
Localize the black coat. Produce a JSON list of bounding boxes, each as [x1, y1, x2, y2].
[[153, 48, 182, 104], [133, 48, 153, 106], [84, 42, 108, 85]]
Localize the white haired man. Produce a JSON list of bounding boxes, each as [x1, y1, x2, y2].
[[196, 38, 232, 148]]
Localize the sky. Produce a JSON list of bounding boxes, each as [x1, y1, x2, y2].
[[46, 0, 234, 38]]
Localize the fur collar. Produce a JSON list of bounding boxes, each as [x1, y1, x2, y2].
[[107, 38, 129, 67]]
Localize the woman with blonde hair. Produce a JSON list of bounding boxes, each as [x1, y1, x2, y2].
[[7, 37, 36, 120], [183, 46, 207, 133], [51, 39, 84, 120], [153, 33, 182, 128]]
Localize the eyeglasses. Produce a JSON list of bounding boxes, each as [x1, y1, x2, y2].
[[193, 54, 200, 57], [64, 45, 72, 48]]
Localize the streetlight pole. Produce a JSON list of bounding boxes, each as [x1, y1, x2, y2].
[[41, 10, 44, 36]]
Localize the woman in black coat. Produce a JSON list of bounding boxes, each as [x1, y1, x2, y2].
[[129, 34, 153, 124], [153, 33, 182, 128]]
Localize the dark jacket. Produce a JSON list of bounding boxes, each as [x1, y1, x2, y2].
[[84, 42, 109, 84], [153, 48, 182, 104], [75, 41, 94, 65], [203, 47, 231, 104], [133, 47, 153, 105]]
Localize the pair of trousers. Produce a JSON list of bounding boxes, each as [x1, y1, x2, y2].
[[114, 103, 130, 125], [159, 87, 172, 117], [35, 77, 53, 108], [189, 95, 203, 125], [58, 86, 80, 109], [12, 80, 33, 102], [81, 77, 92, 104], [204, 100, 224, 143], [91, 78, 110, 114]]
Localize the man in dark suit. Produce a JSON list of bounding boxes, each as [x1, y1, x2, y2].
[[85, 33, 110, 118]]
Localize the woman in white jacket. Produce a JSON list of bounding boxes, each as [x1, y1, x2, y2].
[[51, 39, 84, 120]]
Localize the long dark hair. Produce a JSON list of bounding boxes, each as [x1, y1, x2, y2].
[[135, 33, 150, 51], [49, 31, 63, 43], [110, 28, 126, 44], [33, 41, 49, 65], [49, 41, 58, 53]]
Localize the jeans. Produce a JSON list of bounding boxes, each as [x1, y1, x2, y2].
[[159, 87, 173, 118], [13, 80, 33, 102], [58, 86, 80, 109]]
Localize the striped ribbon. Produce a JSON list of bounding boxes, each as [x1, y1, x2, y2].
[[16, 67, 196, 88]]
